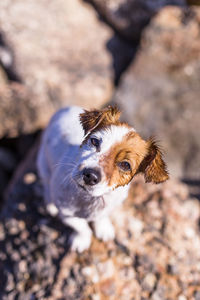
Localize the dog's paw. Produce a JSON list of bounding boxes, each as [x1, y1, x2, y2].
[[94, 218, 115, 242], [70, 232, 92, 253]]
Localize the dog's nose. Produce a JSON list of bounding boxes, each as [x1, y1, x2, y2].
[[83, 168, 101, 186]]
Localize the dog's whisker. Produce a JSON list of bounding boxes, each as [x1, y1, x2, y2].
[[61, 171, 77, 186], [53, 162, 76, 168], [61, 173, 71, 185], [63, 153, 80, 160]]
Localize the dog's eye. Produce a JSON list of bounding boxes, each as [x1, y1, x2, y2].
[[118, 161, 131, 172], [90, 138, 100, 149]]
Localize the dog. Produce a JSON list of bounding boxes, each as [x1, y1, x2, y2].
[[37, 106, 169, 252]]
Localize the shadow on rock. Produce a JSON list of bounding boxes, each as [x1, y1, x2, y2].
[[106, 34, 138, 85]]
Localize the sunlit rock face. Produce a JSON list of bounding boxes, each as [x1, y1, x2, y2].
[[111, 6, 200, 179], [0, 0, 114, 138]]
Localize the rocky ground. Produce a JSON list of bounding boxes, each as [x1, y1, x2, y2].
[[0, 0, 200, 299], [0, 141, 200, 299]]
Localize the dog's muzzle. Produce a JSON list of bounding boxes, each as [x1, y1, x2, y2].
[[82, 168, 101, 186]]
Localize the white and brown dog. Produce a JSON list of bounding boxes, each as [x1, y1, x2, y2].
[[37, 106, 168, 252]]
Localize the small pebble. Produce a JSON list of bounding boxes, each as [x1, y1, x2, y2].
[[23, 172, 37, 184], [18, 260, 27, 273], [178, 295, 187, 300], [18, 203, 26, 212], [0, 225, 5, 240], [142, 273, 157, 291]]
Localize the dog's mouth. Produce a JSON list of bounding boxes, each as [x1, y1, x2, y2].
[[76, 180, 101, 196], [77, 182, 87, 191], [73, 172, 107, 197], [74, 176, 91, 192], [74, 173, 96, 193]]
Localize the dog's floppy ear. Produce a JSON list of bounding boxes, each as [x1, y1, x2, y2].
[[80, 106, 121, 136], [137, 138, 169, 184]]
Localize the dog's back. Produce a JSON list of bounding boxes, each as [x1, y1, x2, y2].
[[37, 106, 84, 183]]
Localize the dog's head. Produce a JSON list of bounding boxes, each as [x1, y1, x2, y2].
[[73, 106, 169, 197]]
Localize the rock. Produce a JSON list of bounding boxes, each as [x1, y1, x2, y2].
[[0, 0, 114, 138], [85, 0, 186, 41], [0, 32, 20, 82], [111, 6, 200, 179], [0, 138, 200, 299], [0, 75, 39, 138], [142, 273, 157, 291]]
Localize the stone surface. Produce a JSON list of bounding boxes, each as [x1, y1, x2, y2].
[[85, 0, 185, 41], [0, 139, 200, 299], [0, 71, 39, 138], [111, 6, 200, 179], [0, 0, 114, 138]]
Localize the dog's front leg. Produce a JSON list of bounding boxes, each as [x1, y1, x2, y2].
[[93, 217, 115, 242], [64, 217, 92, 253]]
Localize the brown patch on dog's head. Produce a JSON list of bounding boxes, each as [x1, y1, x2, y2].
[[100, 131, 148, 188], [137, 138, 169, 184], [80, 106, 169, 187], [80, 106, 121, 138], [100, 133, 169, 188]]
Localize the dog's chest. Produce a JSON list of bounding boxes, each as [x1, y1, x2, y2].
[[72, 194, 106, 220], [56, 184, 107, 221]]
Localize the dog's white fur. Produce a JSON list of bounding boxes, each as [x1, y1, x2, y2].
[[37, 106, 132, 252], [37, 106, 168, 252]]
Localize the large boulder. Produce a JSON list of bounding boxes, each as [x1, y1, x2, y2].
[[85, 0, 186, 41], [0, 67, 40, 137], [0, 139, 200, 299], [111, 6, 200, 179], [0, 0, 114, 138]]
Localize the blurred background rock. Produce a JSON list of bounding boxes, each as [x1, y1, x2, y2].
[[0, 0, 200, 299]]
